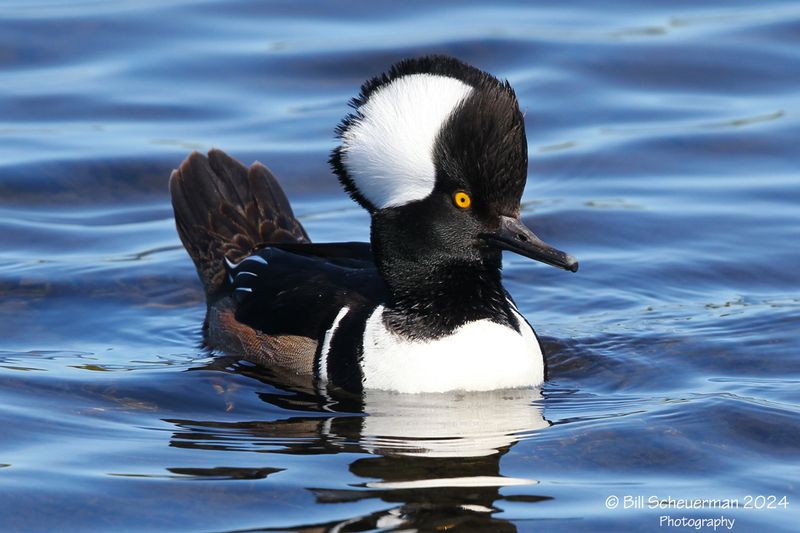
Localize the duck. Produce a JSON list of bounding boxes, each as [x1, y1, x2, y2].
[[169, 55, 578, 394]]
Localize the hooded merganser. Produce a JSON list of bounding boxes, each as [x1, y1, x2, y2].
[[170, 55, 578, 394]]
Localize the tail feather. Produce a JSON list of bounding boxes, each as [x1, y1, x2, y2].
[[169, 149, 309, 296]]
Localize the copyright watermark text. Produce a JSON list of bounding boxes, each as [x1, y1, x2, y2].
[[659, 516, 734, 530], [605, 494, 788, 511], [603, 494, 789, 530]]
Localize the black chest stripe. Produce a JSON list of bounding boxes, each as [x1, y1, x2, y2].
[[326, 306, 371, 393]]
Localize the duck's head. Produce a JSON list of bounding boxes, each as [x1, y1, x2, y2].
[[330, 55, 578, 274]]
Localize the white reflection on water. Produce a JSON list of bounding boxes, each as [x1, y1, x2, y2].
[[355, 387, 548, 459]]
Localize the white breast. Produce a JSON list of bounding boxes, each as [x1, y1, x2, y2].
[[360, 305, 544, 393]]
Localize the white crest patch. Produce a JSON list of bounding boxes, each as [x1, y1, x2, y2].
[[341, 74, 473, 209], [360, 305, 544, 393]]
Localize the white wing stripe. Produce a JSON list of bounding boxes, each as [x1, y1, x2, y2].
[[242, 256, 268, 266], [225, 255, 269, 270]]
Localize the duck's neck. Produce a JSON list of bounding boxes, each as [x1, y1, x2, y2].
[[376, 255, 519, 340]]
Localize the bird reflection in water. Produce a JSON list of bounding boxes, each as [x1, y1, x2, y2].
[[165, 359, 552, 531]]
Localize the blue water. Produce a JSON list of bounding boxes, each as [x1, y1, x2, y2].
[[1, 1, 799, 531]]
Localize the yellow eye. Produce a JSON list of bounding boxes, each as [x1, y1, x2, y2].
[[453, 191, 471, 209]]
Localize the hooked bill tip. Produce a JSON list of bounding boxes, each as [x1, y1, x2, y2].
[[567, 259, 579, 273]]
